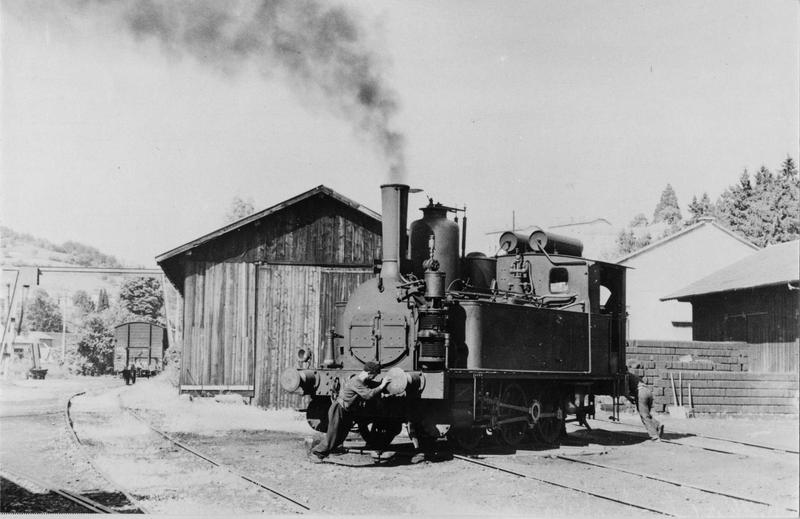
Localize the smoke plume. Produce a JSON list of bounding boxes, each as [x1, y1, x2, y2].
[[39, 0, 407, 180]]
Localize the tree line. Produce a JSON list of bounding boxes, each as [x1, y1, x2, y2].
[[22, 277, 164, 375], [617, 156, 799, 255]]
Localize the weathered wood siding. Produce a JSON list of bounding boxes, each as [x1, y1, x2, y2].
[[255, 264, 320, 408], [185, 196, 381, 268], [254, 265, 374, 408], [747, 341, 800, 373], [691, 285, 799, 344], [180, 261, 256, 390]]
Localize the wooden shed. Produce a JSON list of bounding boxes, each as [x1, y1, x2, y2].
[[156, 185, 381, 408], [662, 240, 799, 372]]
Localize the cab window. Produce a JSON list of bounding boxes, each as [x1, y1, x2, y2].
[[549, 268, 569, 293]]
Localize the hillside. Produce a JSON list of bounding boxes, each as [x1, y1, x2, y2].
[[0, 226, 123, 268]]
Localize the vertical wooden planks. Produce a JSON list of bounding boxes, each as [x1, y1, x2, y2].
[[247, 263, 255, 388], [196, 264, 207, 385], [180, 266, 195, 386]]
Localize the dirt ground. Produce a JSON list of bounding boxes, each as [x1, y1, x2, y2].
[[1, 372, 798, 517], [0, 375, 138, 513]]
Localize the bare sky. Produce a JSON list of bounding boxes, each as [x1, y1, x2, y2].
[[2, 0, 798, 267]]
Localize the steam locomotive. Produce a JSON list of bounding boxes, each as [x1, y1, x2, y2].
[[281, 184, 627, 449]]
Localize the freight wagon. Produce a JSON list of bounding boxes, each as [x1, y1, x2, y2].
[[113, 322, 167, 377]]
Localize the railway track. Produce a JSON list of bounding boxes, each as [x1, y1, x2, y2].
[[64, 390, 151, 514], [1, 468, 115, 514], [591, 416, 799, 456], [554, 454, 797, 514], [116, 396, 311, 513], [453, 453, 675, 516], [454, 448, 798, 517]]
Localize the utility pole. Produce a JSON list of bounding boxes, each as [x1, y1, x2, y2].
[[61, 294, 67, 362]]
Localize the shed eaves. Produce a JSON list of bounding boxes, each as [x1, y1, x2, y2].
[[662, 240, 800, 301], [154, 185, 380, 263]]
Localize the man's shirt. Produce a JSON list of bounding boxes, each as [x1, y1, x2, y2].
[[340, 377, 383, 410]]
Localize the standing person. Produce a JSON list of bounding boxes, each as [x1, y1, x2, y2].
[[129, 364, 137, 385], [122, 367, 131, 385], [309, 361, 389, 462], [626, 371, 664, 441]]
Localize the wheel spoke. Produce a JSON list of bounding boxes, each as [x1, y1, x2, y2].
[[534, 392, 565, 445], [498, 383, 528, 446]]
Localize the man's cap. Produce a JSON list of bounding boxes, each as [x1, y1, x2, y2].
[[363, 361, 381, 375]]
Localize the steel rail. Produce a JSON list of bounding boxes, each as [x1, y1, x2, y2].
[[64, 390, 152, 514], [120, 401, 311, 512], [687, 432, 799, 455], [452, 454, 674, 517], [589, 426, 742, 456], [1, 411, 62, 418], [592, 417, 799, 455], [1, 467, 115, 514], [555, 455, 797, 513]]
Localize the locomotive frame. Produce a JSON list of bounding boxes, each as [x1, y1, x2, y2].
[[281, 184, 628, 450]]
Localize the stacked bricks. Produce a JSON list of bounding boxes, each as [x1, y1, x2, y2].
[[626, 340, 799, 415]]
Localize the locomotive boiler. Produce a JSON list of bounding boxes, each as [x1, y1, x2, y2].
[[280, 184, 627, 449]]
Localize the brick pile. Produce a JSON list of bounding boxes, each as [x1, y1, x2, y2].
[[626, 340, 799, 415]]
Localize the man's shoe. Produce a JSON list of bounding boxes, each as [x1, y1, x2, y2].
[[410, 452, 426, 464], [305, 438, 321, 454], [308, 452, 325, 463]]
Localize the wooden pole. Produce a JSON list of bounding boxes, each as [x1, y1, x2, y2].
[[61, 295, 67, 361], [669, 373, 678, 406]]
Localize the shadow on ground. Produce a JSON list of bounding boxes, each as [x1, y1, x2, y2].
[[0, 476, 143, 514]]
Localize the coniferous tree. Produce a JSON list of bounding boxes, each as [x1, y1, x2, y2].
[[97, 289, 110, 312], [652, 184, 682, 225], [687, 192, 713, 224], [771, 157, 800, 243], [716, 159, 799, 246]]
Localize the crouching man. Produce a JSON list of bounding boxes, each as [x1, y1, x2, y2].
[[309, 361, 389, 462]]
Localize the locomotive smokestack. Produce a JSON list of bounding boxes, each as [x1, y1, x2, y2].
[[380, 184, 410, 280]]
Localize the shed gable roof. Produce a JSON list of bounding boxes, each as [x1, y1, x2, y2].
[[662, 240, 800, 301], [155, 185, 380, 264], [616, 219, 758, 264]]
